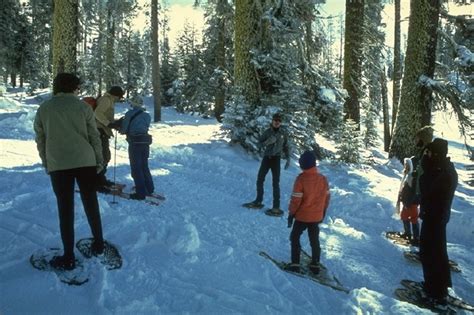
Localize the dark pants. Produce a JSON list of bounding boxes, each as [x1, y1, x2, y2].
[[419, 220, 451, 299], [256, 156, 280, 208], [97, 129, 111, 186], [129, 142, 154, 198], [50, 167, 104, 258], [290, 221, 320, 265], [403, 221, 420, 240]]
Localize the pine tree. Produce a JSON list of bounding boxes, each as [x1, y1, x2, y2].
[[151, 0, 161, 121], [337, 119, 361, 164], [389, 0, 442, 160], [342, 0, 365, 126], [52, 0, 79, 76]]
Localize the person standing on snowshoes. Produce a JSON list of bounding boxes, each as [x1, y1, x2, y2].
[[244, 113, 290, 216], [419, 138, 458, 307], [119, 94, 154, 200], [34, 73, 105, 270], [286, 151, 330, 273], [396, 158, 420, 246], [95, 85, 125, 193]]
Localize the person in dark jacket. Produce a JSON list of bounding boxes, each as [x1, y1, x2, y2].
[[419, 138, 458, 307], [34, 73, 105, 270], [119, 95, 154, 200], [243, 113, 290, 216]]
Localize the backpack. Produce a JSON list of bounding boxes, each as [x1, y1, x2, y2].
[[82, 97, 98, 110]]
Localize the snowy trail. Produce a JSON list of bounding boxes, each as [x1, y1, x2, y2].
[[1, 94, 473, 314]]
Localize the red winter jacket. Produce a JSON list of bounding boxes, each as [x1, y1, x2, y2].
[[289, 166, 330, 223]]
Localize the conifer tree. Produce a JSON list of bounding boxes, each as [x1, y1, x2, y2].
[[337, 119, 361, 163], [390, 0, 442, 160], [52, 0, 79, 76], [342, 0, 365, 126]]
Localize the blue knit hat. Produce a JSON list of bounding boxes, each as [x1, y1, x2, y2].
[[299, 151, 316, 170]]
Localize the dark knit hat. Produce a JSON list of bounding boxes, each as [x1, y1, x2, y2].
[[299, 151, 316, 170], [272, 113, 282, 121], [427, 138, 448, 158], [109, 86, 124, 98]]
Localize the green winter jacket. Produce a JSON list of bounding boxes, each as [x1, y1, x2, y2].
[[34, 93, 103, 173]]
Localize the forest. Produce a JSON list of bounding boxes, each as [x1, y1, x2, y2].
[[0, 0, 472, 162]]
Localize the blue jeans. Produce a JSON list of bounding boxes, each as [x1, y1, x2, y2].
[[128, 142, 154, 198]]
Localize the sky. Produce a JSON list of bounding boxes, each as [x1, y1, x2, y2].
[[0, 84, 473, 314]]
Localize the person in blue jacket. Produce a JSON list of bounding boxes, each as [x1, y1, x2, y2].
[[119, 95, 154, 200]]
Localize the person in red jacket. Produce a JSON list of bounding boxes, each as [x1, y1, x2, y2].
[[286, 151, 330, 274]]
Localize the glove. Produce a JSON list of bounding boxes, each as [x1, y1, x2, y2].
[[264, 135, 277, 146], [287, 215, 294, 228], [96, 163, 104, 174], [108, 117, 123, 130], [284, 159, 290, 170]]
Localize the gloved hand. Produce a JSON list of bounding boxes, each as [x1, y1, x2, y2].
[[264, 135, 277, 146], [108, 117, 123, 130], [96, 163, 104, 174], [287, 215, 294, 228], [284, 159, 290, 170]]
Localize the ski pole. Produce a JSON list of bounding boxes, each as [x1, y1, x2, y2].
[[112, 129, 118, 204]]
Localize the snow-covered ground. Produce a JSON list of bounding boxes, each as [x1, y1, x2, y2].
[[0, 89, 473, 314]]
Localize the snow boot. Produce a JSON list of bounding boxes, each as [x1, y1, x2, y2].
[[285, 263, 300, 273], [308, 262, 320, 275], [243, 201, 264, 209], [129, 193, 145, 200], [50, 255, 75, 271], [265, 208, 284, 217]]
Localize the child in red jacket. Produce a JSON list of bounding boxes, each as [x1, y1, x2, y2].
[[286, 151, 330, 274]]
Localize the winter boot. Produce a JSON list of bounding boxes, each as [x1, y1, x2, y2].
[[265, 208, 284, 217], [285, 263, 300, 273], [308, 262, 320, 275], [91, 239, 104, 256], [129, 193, 145, 200], [242, 201, 264, 209], [50, 255, 75, 271]]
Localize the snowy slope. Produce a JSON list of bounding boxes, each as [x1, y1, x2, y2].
[[0, 90, 473, 314]]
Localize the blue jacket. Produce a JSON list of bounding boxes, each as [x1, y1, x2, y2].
[[120, 107, 150, 136], [120, 107, 152, 144]]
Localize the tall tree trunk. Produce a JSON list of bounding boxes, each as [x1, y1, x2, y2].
[[381, 67, 391, 152], [214, 0, 226, 122], [97, 0, 104, 96], [391, 0, 401, 133], [151, 0, 161, 122], [389, 0, 441, 160], [342, 0, 365, 127], [52, 0, 78, 76], [105, 1, 115, 89], [234, 0, 260, 107]]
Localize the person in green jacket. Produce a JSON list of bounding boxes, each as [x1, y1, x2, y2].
[[34, 73, 105, 270]]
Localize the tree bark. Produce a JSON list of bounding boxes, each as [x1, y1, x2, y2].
[[52, 0, 79, 76], [151, 0, 161, 122], [214, 0, 226, 122], [392, 0, 401, 133], [389, 0, 441, 160], [234, 0, 260, 107], [342, 0, 365, 127], [381, 67, 391, 152]]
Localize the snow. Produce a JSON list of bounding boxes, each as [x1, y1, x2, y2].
[[0, 89, 473, 314]]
